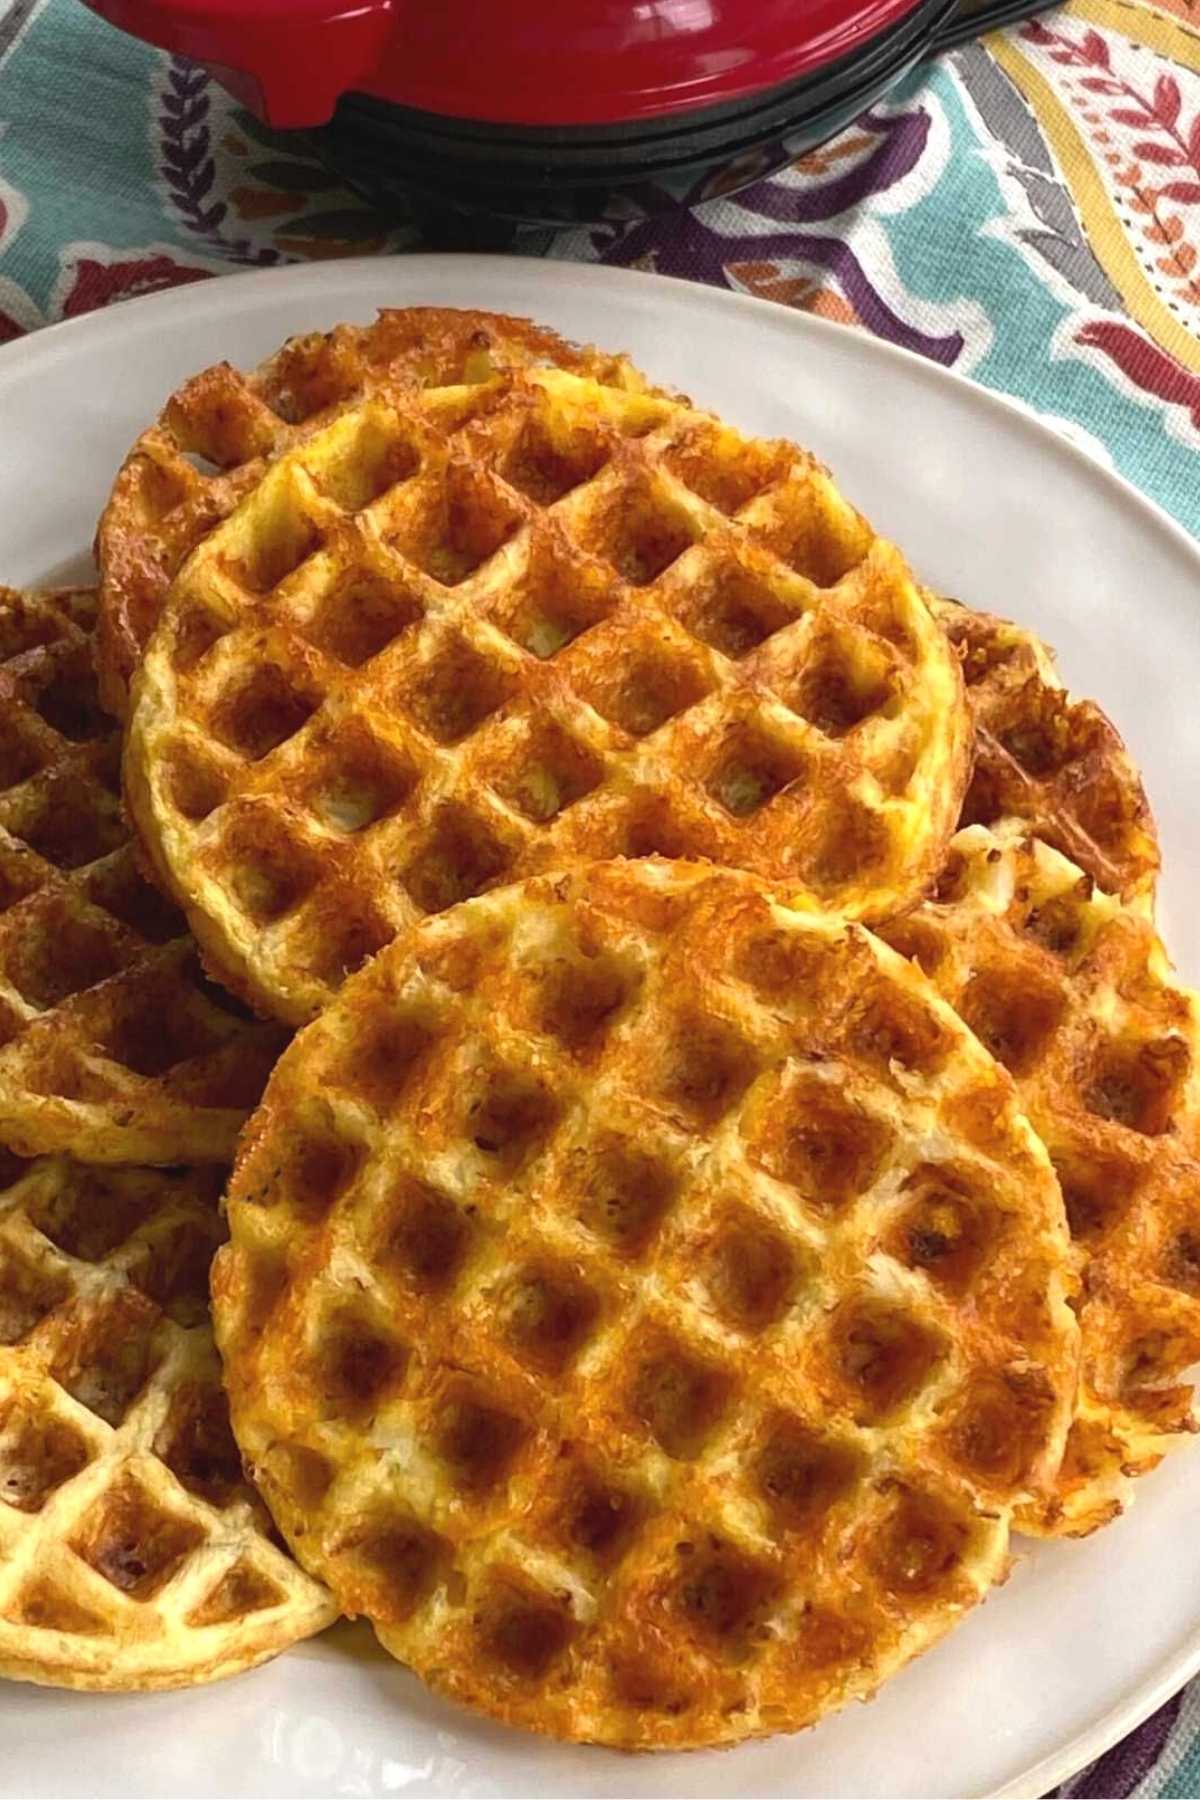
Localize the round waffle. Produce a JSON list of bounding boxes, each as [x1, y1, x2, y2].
[[881, 820, 1200, 1536], [96, 307, 655, 716], [930, 595, 1158, 902], [125, 369, 970, 1025], [213, 858, 1077, 1749], [0, 1153, 335, 1689], [0, 586, 286, 1165]]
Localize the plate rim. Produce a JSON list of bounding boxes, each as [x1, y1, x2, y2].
[[991, 1625, 1200, 1799], [2, 250, 1198, 1800], [2, 250, 1198, 586]]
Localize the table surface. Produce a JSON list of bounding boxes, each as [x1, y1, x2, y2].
[[2, 1, 1200, 1792]]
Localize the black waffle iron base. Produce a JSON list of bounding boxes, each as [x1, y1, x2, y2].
[[312, 0, 1057, 235]]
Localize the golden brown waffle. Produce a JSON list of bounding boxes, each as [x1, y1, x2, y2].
[[213, 859, 1077, 1749], [124, 369, 970, 1025], [881, 820, 1200, 1536], [96, 307, 656, 715], [0, 1153, 335, 1688], [0, 586, 286, 1164], [929, 595, 1158, 902]]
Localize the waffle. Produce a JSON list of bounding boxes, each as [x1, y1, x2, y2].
[[930, 595, 1158, 902], [0, 586, 286, 1164], [881, 820, 1200, 1536], [124, 369, 970, 1025], [0, 1153, 335, 1688], [96, 307, 657, 716], [213, 858, 1078, 1749]]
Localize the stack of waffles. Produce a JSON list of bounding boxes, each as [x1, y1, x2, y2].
[[0, 306, 1192, 1748]]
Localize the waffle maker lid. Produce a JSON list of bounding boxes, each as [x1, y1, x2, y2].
[[82, 0, 937, 128]]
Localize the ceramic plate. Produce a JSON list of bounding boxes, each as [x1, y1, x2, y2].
[[1, 254, 1198, 1800]]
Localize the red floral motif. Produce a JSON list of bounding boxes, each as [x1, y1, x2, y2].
[[1077, 319, 1200, 430], [59, 251, 214, 317], [0, 308, 26, 345], [1022, 18, 1200, 305]]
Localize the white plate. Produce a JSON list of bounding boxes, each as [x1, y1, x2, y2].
[[2, 255, 1199, 1800]]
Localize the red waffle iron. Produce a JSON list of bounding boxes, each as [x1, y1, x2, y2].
[[81, 0, 1058, 228]]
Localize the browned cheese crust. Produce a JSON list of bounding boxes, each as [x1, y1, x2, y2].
[[95, 307, 660, 715], [883, 821, 1200, 1535], [214, 859, 1077, 1748], [931, 595, 1158, 902], [124, 369, 969, 1025], [0, 1153, 335, 1688], [0, 586, 285, 1164]]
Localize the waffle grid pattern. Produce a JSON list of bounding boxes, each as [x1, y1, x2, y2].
[[884, 820, 1200, 1535], [930, 595, 1159, 902], [95, 307, 655, 715], [127, 371, 968, 1025], [215, 860, 1077, 1748], [0, 587, 286, 1163], [0, 1155, 334, 1688]]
